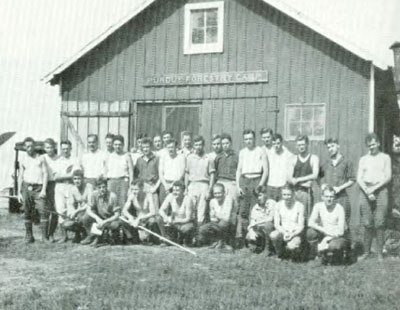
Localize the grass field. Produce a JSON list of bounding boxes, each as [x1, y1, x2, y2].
[[1, 211, 400, 310]]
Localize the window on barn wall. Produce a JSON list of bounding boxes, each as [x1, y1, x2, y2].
[[285, 104, 326, 141], [184, 1, 224, 55]]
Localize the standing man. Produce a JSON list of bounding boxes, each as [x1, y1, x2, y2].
[[357, 133, 391, 260], [131, 133, 147, 166], [186, 135, 216, 226], [53, 140, 79, 243], [18, 137, 48, 243], [215, 133, 239, 200], [104, 133, 115, 155], [42, 138, 58, 242], [288, 135, 319, 218], [157, 131, 173, 160], [320, 138, 355, 223], [267, 134, 294, 202], [80, 134, 107, 187], [260, 128, 274, 158], [236, 129, 268, 243], [135, 138, 160, 210], [179, 131, 193, 157], [158, 139, 186, 204], [106, 135, 133, 212], [208, 134, 222, 162], [153, 134, 163, 156]]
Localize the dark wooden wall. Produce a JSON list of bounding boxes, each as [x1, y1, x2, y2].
[[60, 0, 372, 164]]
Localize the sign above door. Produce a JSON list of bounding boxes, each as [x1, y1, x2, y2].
[[144, 70, 268, 87]]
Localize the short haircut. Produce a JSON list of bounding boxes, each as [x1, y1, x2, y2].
[[166, 138, 178, 147], [161, 131, 173, 138], [272, 133, 283, 142], [220, 133, 232, 143], [60, 140, 72, 147], [87, 134, 98, 142], [324, 137, 339, 145], [23, 137, 35, 144], [44, 138, 56, 147], [72, 169, 84, 178], [193, 135, 205, 144], [136, 133, 148, 140], [281, 183, 294, 193], [296, 135, 309, 144], [141, 137, 153, 146], [211, 134, 221, 141], [260, 128, 273, 135], [131, 179, 144, 187], [182, 131, 192, 138], [213, 183, 225, 192], [365, 133, 380, 145], [153, 134, 162, 140], [172, 180, 185, 190], [322, 186, 336, 196], [105, 133, 114, 140], [113, 134, 125, 144], [242, 129, 256, 137], [95, 177, 107, 187]]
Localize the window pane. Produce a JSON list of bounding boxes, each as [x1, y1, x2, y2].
[[192, 28, 204, 44], [287, 107, 301, 122], [314, 106, 325, 122], [300, 122, 313, 136], [206, 9, 218, 26], [313, 121, 325, 137], [206, 26, 218, 43], [302, 107, 313, 121], [192, 10, 204, 28], [289, 122, 301, 137]]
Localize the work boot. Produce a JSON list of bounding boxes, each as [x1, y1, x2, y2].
[[81, 234, 95, 245], [72, 231, 81, 244], [25, 222, 35, 244], [40, 221, 50, 243], [57, 227, 68, 243]]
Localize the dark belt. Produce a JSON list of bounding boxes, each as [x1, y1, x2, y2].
[[55, 180, 72, 184]]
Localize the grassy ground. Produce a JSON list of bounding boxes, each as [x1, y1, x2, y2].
[[1, 211, 400, 310]]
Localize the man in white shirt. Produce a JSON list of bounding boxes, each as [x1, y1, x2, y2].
[[270, 185, 305, 260], [307, 187, 348, 264], [207, 134, 222, 162], [18, 137, 48, 243], [267, 133, 294, 201], [104, 133, 114, 155], [198, 183, 236, 250], [357, 133, 392, 261], [157, 131, 173, 160], [235, 129, 269, 245], [159, 139, 186, 204], [153, 134, 163, 155], [260, 127, 274, 158], [179, 131, 193, 157], [80, 134, 107, 186]]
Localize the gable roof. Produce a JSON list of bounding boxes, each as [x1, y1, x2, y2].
[[43, 0, 387, 84]]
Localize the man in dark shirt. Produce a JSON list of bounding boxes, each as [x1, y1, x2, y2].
[[320, 138, 355, 223], [135, 138, 160, 211], [215, 133, 239, 201]]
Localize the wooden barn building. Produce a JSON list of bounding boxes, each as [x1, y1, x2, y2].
[[44, 0, 399, 162]]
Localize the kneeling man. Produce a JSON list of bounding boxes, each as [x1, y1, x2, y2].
[[83, 177, 120, 246], [159, 181, 195, 246], [198, 183, 236, 250], [307, 186, 348, 263], [121, 179, 162, 244], [270, 185, 305, 259], [246, 188, 276, 254]]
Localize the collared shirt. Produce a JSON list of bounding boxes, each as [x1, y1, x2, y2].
[[81, 150, 107, 179], [21, 153, 45, 184], [358, 152, 391, 185], [54, 155, 79, 181], [309, 202, 346, 236], [159, 153, 186, 181], [207, 151, 220, 163], [130, 151, 143, 166], [178, 148, 193, 158], [209, 195, 236, 224], [135, 153, 159, 183], [186, 152, 215, 182], [239, 146, 268, 176], [249, 200, 276, 226], [268, 148, 294, 187], [320, 155, 355, 188], [156, 148, 169, 161], [215, 151, 238, 181], [90, 190, 119, 219], [107, 152, 130, 178], [67, 183, 93, 216], [42, 154, 58, 181]]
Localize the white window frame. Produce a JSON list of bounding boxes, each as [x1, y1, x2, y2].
[[284, 103, 326, 141], [184, 1, 224, 55]]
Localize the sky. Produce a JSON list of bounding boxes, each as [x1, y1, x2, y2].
[[0, 0, 398, 188]]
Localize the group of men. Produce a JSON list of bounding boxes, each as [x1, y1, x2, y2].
[[17, 128, 391, 262]]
